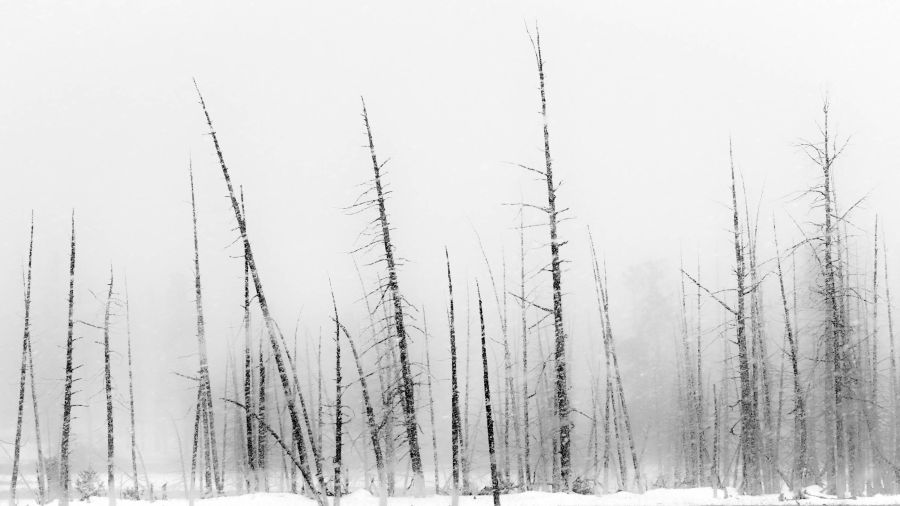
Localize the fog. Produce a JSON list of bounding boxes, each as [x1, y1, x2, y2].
[[2, 0, 900, 486]]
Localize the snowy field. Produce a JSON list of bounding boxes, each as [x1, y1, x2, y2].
[[11, 488, 900, 506]]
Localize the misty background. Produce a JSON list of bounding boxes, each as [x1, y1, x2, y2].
[[2, 0, 900, 480]]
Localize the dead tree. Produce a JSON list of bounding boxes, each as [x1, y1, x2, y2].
[[258, 340, 269, 491], [188, 165, 223, 495], [727, 142, 762, 494], [518, 215, 532, 490], [194, 80, 324, 505], [682, 142, 761, 493], [241, 188, 258, 491], [478, 283, 501, 505], [60, 213, 77, 506], [336, 321, 387, 505], [359, 98, 425, 493], [886, 238, 900, 480], [421, 314, 441, 494], [103, 268, 117, 505], [10, 216, 36, 506], [521, 26, 572, 489], [773, 221, 808, 488], [589, 234, 642, 491], [332, 291, 344, 506], [125, 280, 140, 496], [22, 223, 47, 505], [190, 381, 203, 497], [801, 101, 849, 497], [447, 249, 462, 505], [460, 286, 473, 493]]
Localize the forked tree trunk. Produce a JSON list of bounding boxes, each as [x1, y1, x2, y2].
[[729, 141, 762, 494], [10, 216, 36, 506], [194, 81, 324, 505]]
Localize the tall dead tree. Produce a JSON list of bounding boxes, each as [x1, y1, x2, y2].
[[60, 213, 77, 506], [685, 143, 762, 494], [359, 98, 425, 493], [188, 165, 223, 495], [801, 101, 848, 497], [103, 268, 117, 505], [773, 221, 808, 488], [332, 290, 344, 506], [24, 224, 47, 504], [195, 81, 324, 504], [728, 142, 762, 494], [478, 283, 501, 506], [518, 216, 531, 490], [423, 316, 440, 493], [524, 27, 571, 489], [589, 234, 642, 491], [125, 280, 140, 496], [258, 340, 268, 491], [336, 320, 387, 505], [886, 238, 900, 479], [446, 248, 462, 505], [241, 188, 258, 491], [10, 216, 36, 506]]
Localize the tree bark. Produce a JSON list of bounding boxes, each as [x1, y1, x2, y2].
[[60, 213, 77, 506], [478, 283, 502, 505]]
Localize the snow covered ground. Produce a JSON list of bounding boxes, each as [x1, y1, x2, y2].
[[12, 487, 900, 506]]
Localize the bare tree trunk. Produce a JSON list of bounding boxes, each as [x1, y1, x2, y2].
[[190, 383, 202, 499], [729, 141, 762, 494], [277, 324, 327, 494], [360, 98, 425, 494], [886, 238, 900, 491], [125, 280, 140, 496], [696, 257, 706, 485], [10, 216, 36, 506], [871, 218, 882, 493], [804, 102, 846, 497], [422, 316, 440, 494], [188, 166, 223, 495], [240, 188, 258, 492], [336, 321, 387, 506], [446, 249, 461, 506], [462, 286, 473, 493], [194, 81, 324, 505], [317, 332, 324, 476], [103, 268, 117, 505], [519, 217, 531, 490], [60, 213, 77, 506], [774, 222, 808, 489], [478, 284, 502, 505], [527, 26, 571, 491], [258, 340, 269, 491], [332, 293, 344, 506], [590, 235, 642, 491]]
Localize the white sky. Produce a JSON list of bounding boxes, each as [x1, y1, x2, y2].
[[2, 0, 900, 475]]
